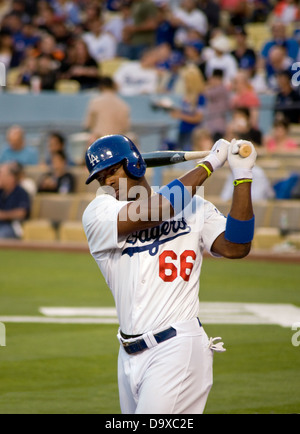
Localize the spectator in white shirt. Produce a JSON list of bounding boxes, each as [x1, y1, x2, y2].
[[172, 0, 208, 46], [82, 18, 117, 62], [114, 48, 161, 96], [205, 34, 238, 86]]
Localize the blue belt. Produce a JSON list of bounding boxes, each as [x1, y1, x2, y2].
[[121, 319, 202, 355]]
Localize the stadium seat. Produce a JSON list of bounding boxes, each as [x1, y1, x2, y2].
[[269, 201, 300, 232], [22, 219, 57, 242], [101, 58, 128, 78], [33, 194, 78, 224], [59, 221, 87, 243], [72, 194, 94, 221], [253, 201, 274, 228], [289, 124, 300, 144], [253, 227, 282, 250], [245, 23, 271, 51], [55, 80, 80, 94]]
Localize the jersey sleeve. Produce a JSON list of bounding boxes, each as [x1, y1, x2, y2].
[[82, 194, 129, 256], [202, 200, 227, 257]]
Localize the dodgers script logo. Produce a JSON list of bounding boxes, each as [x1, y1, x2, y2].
[[122, 219, 192, 257]]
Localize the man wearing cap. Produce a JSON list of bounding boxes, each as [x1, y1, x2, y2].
[[206, 34, 238, 86]]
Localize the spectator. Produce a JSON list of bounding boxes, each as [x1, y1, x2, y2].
[[0, 162, 31, 239], [261, 21, 299, 63], [82, 18, 117, 63], [13, 162, 37, 199], [104, 1, 134, 46], [265, 45, 293, 91], [264, 118, 298, 153], [13, 23, 40, 61], [58, 39, 100, 90], [231, 70, 261, 128], [84, 76, 131, 138], [273, 0, 300, 24], [184, 39, 206, 79], [204, 69, 231, 139], [206, 34, 238, 86], [231, 27, 257, 74], [31, 33, 65, 64], [52, 0, 82, 26], [250, 0, 272, 23], [16, 55, 38, 88], [200, 0, 221, 33], [274, 71, 300, 124], [170, 64, 206, 151], [155, 1, 177, 48], [220, 0, 250, 28], [0, 126, 39, 166], [121, 0, 159, 60], [114, 48, 160, 96], [38, 150, 75, 194], [0, 30, 20, 69], [43, 131, 73, 166], [226, 107, 263, 146], [35, 54, 58, 90], [172, 0, 208, 46]]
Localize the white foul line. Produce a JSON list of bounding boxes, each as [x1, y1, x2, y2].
[[0, 303, 299, 328]]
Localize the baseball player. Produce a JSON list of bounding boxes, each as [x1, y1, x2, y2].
[[83, 135, 256, 414]]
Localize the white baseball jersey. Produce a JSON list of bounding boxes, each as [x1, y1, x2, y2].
[[83, 193, 227, 336]]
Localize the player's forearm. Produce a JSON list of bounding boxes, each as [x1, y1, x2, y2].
[[213, 183, 253, 259], [179, 162, 212, 196], [229, 183, 254, 221]]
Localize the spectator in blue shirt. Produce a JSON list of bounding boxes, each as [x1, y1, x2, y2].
[[231, 27, 257, 74], [0, 162, 31, 239], [0, 126, 39, 166], [261, 21, 299, 62]]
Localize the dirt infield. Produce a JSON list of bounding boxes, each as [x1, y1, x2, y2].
[[0, 239, 299, 264]]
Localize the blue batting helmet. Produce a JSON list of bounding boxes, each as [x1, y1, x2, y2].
[[85, 135, 147, 185]]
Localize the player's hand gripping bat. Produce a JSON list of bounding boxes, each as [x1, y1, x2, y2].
[[142, 144, 252, 168]]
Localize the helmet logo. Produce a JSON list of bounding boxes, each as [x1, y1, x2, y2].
[[88, 153, 100, 167]]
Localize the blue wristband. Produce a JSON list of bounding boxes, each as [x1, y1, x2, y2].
[[225, 214, 255, 244], [158, 179, 192, 216]]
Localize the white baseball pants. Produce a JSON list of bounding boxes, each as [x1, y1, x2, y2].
[[118, 318, 214, 414]]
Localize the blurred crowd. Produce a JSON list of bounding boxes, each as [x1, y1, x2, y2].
[[0, 0, 300, 240], [0, 0, 299, 92]]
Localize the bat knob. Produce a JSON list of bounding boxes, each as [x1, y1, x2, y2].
[[239, 144, 253, 158]]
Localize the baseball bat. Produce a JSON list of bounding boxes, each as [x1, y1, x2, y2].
[[142, 144, 252, 168]]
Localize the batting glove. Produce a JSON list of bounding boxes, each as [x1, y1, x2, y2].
[[201, 139, 231, 172], [228, 139, 257, 180]]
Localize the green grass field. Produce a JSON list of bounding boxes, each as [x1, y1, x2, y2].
[[0, 249, 299, 414]]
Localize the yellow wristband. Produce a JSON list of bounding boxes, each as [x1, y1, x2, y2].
[[233, 179, 253, 187], [196, 163, 212, 178]]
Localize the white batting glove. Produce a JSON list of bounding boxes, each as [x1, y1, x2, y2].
[[200, 139, 230, 172], [228, 139, 257, 180]]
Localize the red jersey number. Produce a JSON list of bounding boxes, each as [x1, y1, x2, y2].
[[159, 250, 196, 283]]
